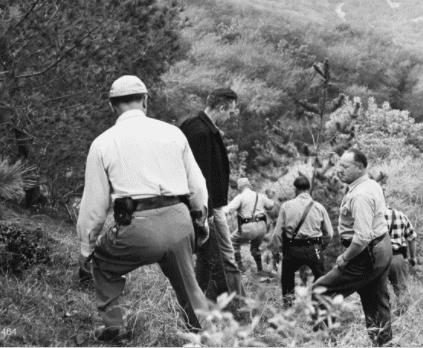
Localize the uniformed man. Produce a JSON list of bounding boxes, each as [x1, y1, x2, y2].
[[313, 148, 393, 347], [223, 178, 274, 272], [77, 75, 210, 341], [270, 175, 333, 306], [385, 205, 417, 311]]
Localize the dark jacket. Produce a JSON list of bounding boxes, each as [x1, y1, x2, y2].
[[180, 111, 230, 216]]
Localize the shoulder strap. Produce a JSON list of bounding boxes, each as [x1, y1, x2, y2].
[[388, 209, 396, 236], [251, 193, 259, 218], [292, 200, 314, 240]]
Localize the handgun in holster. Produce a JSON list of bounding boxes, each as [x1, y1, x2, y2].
[[113, 197, 135, 226]]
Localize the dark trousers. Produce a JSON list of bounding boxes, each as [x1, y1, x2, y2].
[[282, 243, 325, 306], [196, 208, 246, 301], [92, 203, 209, 332], [313, 233, 393, 347], [388, 253, 408, 297]]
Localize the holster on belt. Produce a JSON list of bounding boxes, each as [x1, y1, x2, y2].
[[342, 235, 386, 272], [113, 197, 134, 226], [237, 214, 267, 234]]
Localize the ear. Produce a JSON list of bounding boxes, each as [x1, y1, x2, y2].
[[142, 95, 148, 109], [108, 102, 115, 114], [219, 104, 226, 113]]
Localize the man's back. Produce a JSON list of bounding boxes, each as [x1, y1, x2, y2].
[[279, 193, 333, 240], [94, 110, 191, 199], [227, 188, 274, 217], [180, 112, 230, 210]]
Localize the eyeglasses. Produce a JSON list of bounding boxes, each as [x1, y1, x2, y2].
[[229, 109, 240, 117]]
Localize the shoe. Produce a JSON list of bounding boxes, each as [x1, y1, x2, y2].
[[94, 325, 131, 342]]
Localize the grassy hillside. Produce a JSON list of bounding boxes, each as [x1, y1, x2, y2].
[[1, 205, 423, 347]]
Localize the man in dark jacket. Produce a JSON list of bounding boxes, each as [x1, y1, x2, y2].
[[180, 87, 246, 301]]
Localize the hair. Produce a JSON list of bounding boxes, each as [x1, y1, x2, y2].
[[293, 175, 310, 191], [345, 148, 368, 168], [109, 93, 146, 108], [206, 87, 237, 110]]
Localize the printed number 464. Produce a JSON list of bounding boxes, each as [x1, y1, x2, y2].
[[1, 328, 17, 336]]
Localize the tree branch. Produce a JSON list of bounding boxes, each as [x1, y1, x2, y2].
[[15, 9, 114, 79], [13, 0, 41, 29]]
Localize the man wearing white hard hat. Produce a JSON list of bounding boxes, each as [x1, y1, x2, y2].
[[77, 75, 210, 341], [223, 178, 274, 272]]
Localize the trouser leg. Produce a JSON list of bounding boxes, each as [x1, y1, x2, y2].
[[306, 244, 326, 282], [92, 256, 137, 329], [159, 232, 209, 332], [212, 208, 246, 298], [313, 235, 393, 345], [195, 223, 218, 293], [281, 247, 303, 307], [388, 254, 408, 298], [358, 264, 392, 346], [251, 237, 263, 271]]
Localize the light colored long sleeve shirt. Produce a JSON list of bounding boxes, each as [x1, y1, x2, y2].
[[270, 193, 333, 253], [223, 187, 274, 217], [77, 109, 208, 256], [338, 174, 387, 246]]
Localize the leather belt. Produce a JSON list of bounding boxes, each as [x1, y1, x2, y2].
[[289, 237, 322, 246], [239, 214, 267, 225], [133, 196, 182, 211], [341, 233, 386, 249]]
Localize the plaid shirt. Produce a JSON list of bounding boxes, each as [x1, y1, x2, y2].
[[385, 207, 417, 250]]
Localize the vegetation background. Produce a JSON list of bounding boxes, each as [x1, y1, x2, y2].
[[1, 0, 423, 346]]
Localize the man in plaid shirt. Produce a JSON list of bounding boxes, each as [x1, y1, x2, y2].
[[385, 206, 417, 299]]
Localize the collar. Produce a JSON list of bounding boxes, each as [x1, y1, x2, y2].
[[198, 111, 219, 134], [116, 109, 146, 124], [296, 192, 312, 200], [348, 174, 369, 192]]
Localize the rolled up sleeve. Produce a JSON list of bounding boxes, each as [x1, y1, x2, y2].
[[269, 203, 285, 254], [321, 208, 334, 246], [182, 139, 208, 214], [77, 142, 111, 257], [351, 195, 374, 246]]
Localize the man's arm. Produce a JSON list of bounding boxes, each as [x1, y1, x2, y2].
[[223, 194, 242, 214], [337, 195, 373, 268], [408, 239, 417, 266], [403, 214, 417, 265], [181, 137, 208, 219], [77, 142, 111, 257], [320, 207, 334, 249], [268, 203, 285, 255]]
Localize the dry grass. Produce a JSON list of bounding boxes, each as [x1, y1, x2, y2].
[[1, 155, 423, 346]]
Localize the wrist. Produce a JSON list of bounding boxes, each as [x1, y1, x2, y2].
[[341, 254, 350, 262]]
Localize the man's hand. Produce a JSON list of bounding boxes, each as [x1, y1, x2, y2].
[[336, 254, 348, 269], [272, 253, 280, 272], [79, 253, 92, 283], [409, 257, 417, 267], [207, 215, 214, 226], [194, 219, 209, 248]]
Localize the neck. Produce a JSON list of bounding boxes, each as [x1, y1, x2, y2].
[[114, 102, 146, 117], [296, 190, 309, 197], [204, 108, 219, 125], [349, 172, 367, 185]]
